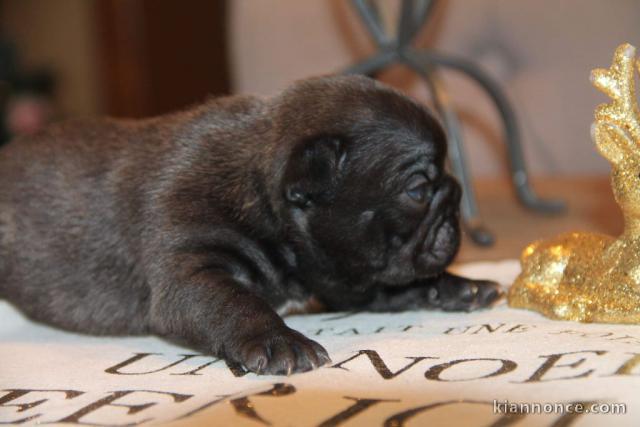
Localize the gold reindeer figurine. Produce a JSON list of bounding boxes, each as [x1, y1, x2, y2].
[[508, 43, 640, 323]]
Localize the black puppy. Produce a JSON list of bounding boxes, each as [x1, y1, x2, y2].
[[0, 76, 502, 375]]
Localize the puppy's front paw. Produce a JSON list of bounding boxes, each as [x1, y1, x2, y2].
[[438, 279, 504, 312], [232, 327, 330, 375]]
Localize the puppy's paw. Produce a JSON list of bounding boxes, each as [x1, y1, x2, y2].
[[438, 279, 504, 312], [233, 327, 330, 375]]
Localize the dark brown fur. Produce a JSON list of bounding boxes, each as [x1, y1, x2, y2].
[[0, 76, 501, 375]]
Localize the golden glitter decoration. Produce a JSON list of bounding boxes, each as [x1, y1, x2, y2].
[[508, 43, 640, 323]]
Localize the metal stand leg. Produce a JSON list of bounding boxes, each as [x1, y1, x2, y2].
[[342, 51, 397, 76], [341, 0, 565, 246], [351, 0, 390, 48], [403, 57, 495, 245], [407, 50, 565, 212]]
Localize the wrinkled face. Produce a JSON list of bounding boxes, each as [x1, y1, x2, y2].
[[282, 106, 461, 288], [341, 145, 461, 285]]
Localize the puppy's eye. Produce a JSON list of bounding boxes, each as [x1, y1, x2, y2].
[[405, 175, 429, 203]]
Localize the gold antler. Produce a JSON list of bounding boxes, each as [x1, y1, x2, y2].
[[590, 43, 640, 142]]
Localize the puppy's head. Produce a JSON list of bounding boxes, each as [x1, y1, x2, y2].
[[273, 76, 461, 289]]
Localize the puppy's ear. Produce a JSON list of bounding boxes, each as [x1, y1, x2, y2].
[[284, 136, 347, 208]]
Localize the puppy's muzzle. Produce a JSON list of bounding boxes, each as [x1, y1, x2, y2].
[[404, 175, 458, 246], [372, 176, 461, 285], [417, 177, 461, 255]]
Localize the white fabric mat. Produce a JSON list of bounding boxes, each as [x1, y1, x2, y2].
[[1, 260, 639, 426]]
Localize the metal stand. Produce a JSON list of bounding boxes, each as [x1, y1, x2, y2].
[[343, 0, 565, 246]]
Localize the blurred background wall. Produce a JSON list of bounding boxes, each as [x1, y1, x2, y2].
[[1, 0, 639, 178], [0, 0, 229, 121], [230, 0, 640, 177], [1, 0, 101, 117]]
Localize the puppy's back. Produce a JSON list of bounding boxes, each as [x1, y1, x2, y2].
[[0, 95, 268, 333], [0, 118, 155, 332]]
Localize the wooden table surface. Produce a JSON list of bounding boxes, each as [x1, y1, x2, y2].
[[456, 175, 622, 263]]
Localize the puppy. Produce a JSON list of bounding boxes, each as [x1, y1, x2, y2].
[[0, 76, 502, 375]]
